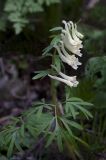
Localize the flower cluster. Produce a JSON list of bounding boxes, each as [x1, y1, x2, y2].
[[48, 20, 84, 87]]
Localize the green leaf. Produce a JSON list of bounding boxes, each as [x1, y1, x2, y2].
[[4, 2, 17, 12], [28, 3, 43, 13], [72, 103, 93, 119], [66, 120, 83, 130], [7, 132, 16, 157], [50, 27, 62, 32], [65, 102, 77, 119], [59, 117, 73, 136], [65, 97, 93, 119], [13, 23, 25, 34], [45, 132, 56, 147], [15, 138, 23, 152], [33, 70, 49, 80], [36, 106, 43, 118], [67, 97, 83, 102], [43, 45, 53, 55], [54, 54, 61, 71], [56, 130, 63, 152], [20, 124, 25, 137], [32, 101, 45, 106], [74, 136, 89, 148], [51, 35, 61, 46], [26, 125, 38, 137], [67, 97, 93, 106]]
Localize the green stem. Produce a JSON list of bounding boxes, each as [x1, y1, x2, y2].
[[51, 78, 58, 106], [51, 50, 64, 116], [51, 50, 59, 115], [50, 51, 77, 160]]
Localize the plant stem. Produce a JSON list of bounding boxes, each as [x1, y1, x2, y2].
[[51, 50, 59, 113], [50, 50, 64, 116], [51, 78, 58, 107], [50, 51, 78, 160]]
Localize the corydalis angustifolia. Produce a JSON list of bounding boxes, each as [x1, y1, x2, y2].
[[48, 20, 84, 87]]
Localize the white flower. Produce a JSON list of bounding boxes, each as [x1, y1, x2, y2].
[[61, 20, 83, 57], [60, 41, 82, 67], [74, 23, 84, 39], [68, 21, 84, 40], [48, 71, 79, 88], [54, 44, 81, 70], [58, 71, 77, 82], [48, 20, 84, 88]]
